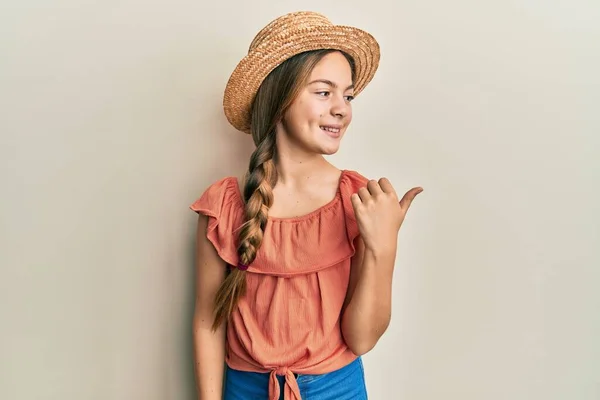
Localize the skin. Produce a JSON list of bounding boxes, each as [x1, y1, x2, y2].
[[272, 51, 423, 354], [270, 51, 357, 218], [193, 215, 227, 400], [192, 51, 422, 399]]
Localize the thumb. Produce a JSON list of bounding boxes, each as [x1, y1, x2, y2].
[[399, 187, 423, 211]]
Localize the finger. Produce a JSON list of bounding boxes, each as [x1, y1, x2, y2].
[[399, 187, 423, 210], [378, 177, 397, 197], [350, 193, 362, 210], [357, 187, 371, 202], [366, 179, 383, 196]]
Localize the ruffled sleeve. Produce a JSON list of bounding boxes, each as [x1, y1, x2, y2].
[[189, 177, 243, 267], [339, 169, 369, 244]]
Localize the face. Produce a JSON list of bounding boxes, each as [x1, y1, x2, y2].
[[278, 51, 354, 156]]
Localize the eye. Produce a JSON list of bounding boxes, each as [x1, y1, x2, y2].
[[345, 95, 355, 102], [316, 91, 330, 97]]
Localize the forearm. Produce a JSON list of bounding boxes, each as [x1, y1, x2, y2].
[[341, 246, 396, 355], [193, 319, 226, 400]]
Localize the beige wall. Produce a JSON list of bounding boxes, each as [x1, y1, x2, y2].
[[1, 1, 599, 399]]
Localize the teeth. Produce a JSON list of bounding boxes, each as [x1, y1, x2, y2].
[[321, 126, 340, 133]]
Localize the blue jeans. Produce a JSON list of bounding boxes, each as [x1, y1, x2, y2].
[[223, 357, 368, 400]]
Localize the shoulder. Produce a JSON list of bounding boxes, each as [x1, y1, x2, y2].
[[338, 169, 370, 211], [189, 175, 242, 215], [189, 176, 242, 267], [337, 169, 370, 241], [339, 169, 370, 194]]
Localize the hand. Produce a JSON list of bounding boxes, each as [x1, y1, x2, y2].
[[350, 178, 423, 254]]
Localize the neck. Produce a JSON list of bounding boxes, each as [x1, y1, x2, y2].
[[274, 143, 334, 188], [275, 155, 331, 185]]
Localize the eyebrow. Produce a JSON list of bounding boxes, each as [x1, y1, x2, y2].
[[308, 79, 354, 91]]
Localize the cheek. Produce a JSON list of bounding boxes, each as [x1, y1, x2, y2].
[[302, 101, 323, 120], [284, 96, 331, 133], [296, 102, 323, 128]]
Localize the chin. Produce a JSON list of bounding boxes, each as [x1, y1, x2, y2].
[[318, 144, 341, 155]]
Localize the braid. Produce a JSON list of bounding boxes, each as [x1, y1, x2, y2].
[[238, 135, 277, 265], [211, 132, 277, 331]]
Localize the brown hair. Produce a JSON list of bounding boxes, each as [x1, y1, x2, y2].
[[211, 49, 356, 331]]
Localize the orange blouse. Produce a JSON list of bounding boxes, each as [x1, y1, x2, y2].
[[190, 169, 368, 400]]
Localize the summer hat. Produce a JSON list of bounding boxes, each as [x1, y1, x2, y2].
[[222, 11, 381, 134]]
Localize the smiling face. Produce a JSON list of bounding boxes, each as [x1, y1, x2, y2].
[[277, 51, 355, 156]]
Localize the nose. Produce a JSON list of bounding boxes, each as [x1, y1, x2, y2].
[[330, 94, 349, 119]]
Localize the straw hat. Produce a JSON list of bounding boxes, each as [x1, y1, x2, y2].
[[222, 11, 380, 134]]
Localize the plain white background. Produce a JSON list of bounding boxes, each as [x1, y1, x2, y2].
[[1, 1, 599, 399]]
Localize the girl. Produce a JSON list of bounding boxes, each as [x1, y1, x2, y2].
[[191, 11, 422, 400]]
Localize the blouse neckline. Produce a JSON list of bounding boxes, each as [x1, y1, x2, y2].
[[232, 169, 348, 223]]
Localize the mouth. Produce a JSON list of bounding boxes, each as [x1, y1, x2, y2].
[[320, 125, 342, 138]]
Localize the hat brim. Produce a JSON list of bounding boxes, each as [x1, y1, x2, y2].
[[223, 25, 380, 134]]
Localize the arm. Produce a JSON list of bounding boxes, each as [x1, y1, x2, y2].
[[192, 214, 227, 400], [341, 237, 396, 356], [341, 178, 422, 356]]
